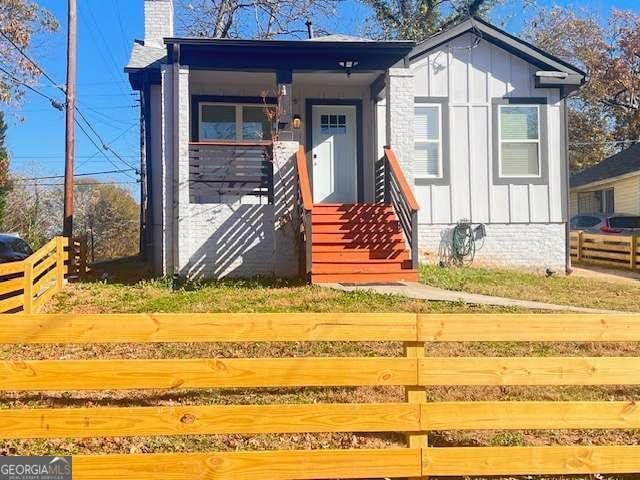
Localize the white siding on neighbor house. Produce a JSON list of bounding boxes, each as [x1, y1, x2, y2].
[[570, 174, 640, 216], [409, 33, 565, 226]]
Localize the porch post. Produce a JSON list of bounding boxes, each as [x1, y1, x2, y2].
[[173, 64, 190, 276], [385, 67, 415, 185], [272, 141, 300, 278], [160, 64, 174, 276], [276, 69, 294, 141]]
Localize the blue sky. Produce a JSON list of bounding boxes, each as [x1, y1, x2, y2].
[[5, 0, 638, 199]]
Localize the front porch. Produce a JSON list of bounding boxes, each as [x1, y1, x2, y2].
[[157, 37, 419, 282]]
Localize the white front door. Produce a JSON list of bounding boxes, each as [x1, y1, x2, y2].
[[311, 105, 357, 203]]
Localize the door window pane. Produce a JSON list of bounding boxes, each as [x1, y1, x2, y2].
[[242, 106, 273, 141], [200, 105, 236, 140], [320, 113, 347, 135]]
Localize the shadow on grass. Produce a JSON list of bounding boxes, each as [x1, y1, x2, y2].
[[84, 255, 308, 289]]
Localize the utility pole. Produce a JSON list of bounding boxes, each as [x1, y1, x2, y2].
[[63, 0, 77, 237]]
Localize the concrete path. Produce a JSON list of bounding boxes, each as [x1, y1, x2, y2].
[[571, 266, 640, 286], [322, 281, 620, 313]]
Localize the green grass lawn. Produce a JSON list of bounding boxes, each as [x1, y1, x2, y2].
[[421, 264, 640, 312], [46, 277, 522, 313]]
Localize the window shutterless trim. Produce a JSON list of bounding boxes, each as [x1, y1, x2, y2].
[[414, 97, 450, 186], [492, 97, 548, 186]]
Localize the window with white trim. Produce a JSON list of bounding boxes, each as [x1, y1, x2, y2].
[[414, 104, 442, 178], [198, 103, 274, 141], [498, 104, 541, 177]]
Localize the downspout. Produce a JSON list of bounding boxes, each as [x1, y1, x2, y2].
[[143, 79, 154, 264], [561, 87, 572, 274], [139, 87, 147, 259]]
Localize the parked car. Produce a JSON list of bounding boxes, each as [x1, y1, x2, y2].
[[0, 234, 33, 263], [570, 213, 640, 234]]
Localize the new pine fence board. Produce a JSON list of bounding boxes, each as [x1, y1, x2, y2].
[[0, 312, 418, 344], [0, 357, 418, 391], [422, 446, 640, 476], [421, 401, 640, 430], [0, 403, 421, 439], [418, 313, 640, 342], [419, 356, 640, 385], [73, 448, 423, 480]]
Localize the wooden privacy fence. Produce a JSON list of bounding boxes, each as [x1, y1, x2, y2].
[[571, 230, 639, 270], [2, 313, 640, 478], [0, 236, 87, 314]]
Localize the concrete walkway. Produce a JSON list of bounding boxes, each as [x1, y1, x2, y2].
[[322, 281, 620, 313]]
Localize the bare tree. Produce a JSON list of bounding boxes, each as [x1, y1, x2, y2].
[[0, 0, 58, 107], [178, 0, 341, 39]]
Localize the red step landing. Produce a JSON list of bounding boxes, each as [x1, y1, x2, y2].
[[310, 203, 418, 284]]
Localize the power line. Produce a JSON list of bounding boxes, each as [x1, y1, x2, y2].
[[0, 29, 64, 94], [74, 119, 138, 180], [1, 22, 137, 173], [0, 65, 64, 110], [14, 181, 139, 187], [17, 168, 137, 181]]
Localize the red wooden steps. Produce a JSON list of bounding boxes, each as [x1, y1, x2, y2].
[[310, 203, 418, 284]]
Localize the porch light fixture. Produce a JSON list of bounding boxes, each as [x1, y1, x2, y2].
[[292, 114, 301, 129], [338, 59, 359, 76]]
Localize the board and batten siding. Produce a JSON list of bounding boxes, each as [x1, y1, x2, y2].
[[409, 34, 565, 226], [569, 174, 640, 216]]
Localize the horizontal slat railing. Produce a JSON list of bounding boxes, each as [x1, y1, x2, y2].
[[570, 230, 639, 270], [2, 313, 640, 478], [0, 236, 72, 314], [189, 141, 274, 204], [382, 147, 420, 269]]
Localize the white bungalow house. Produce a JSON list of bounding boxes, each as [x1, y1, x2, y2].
[[127, 0, 585, 283]]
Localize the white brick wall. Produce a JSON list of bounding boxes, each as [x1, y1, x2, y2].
[[144, 0, 173, 47], [386, 68, 415, 184], [418, 223, 567, 272], [273, 141, 300, 278], [179, 203, 276, 279]]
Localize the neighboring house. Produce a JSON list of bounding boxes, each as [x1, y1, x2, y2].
[[570, 143, 640, 216], [126, 0, 585, 282]]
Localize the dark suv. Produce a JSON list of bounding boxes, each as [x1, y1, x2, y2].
[[0, 234, 33, 263], [570, 213, 640, 234]]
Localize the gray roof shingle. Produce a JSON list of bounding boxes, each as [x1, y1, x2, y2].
[[125, 42, 166, 71], [570, 143, 640, 188]]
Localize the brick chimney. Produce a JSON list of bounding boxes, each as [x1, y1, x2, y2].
[[144, 0, 174, 48]]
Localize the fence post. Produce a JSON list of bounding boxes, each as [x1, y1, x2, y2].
[[80, 236, 88, 279], [55, 236, 65, 290], [577, 231, 583, 263], [23, 259, 33, 314], [404, 337, 427, 478], [631, 236, 637, 271]]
